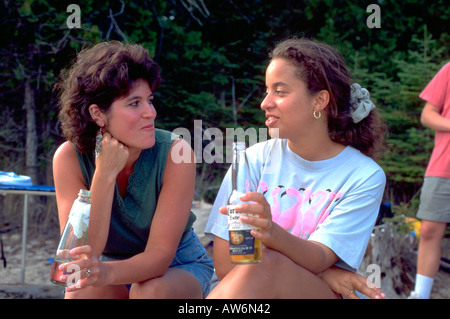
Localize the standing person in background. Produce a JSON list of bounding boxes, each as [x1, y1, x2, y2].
[[409, 62, 450, 299], [53, 41, 213, 299], [205, 38, 387, 299]]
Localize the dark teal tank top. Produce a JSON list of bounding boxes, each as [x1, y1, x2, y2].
[[75, 129, 196, 259]]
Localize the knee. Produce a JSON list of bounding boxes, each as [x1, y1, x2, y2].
[[242, 248, 287, 279], [419, 221, 445, 241], [129, 277, 169, 299]]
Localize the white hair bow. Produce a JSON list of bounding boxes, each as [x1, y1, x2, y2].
[[350, 83, 376, 123]]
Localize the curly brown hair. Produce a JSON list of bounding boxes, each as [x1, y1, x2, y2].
[[270, 38, 386, 159], [56, 41, 161, 153]]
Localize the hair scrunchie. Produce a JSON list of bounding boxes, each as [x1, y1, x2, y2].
[[350, 83, 376, 123]]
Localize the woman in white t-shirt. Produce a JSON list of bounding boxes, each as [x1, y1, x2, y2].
[[205, 38, 387, 299]]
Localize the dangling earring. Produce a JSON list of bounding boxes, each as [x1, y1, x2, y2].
[[313, 110, 321, 119], [95, 127, 103, 158]]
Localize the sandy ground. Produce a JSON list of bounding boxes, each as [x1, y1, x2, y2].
[[0, 202, 215, 298], [0, 201, 448, 299]]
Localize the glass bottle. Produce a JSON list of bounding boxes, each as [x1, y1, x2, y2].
[[227, 142, 261, 264], [49, 189, 91, 286]]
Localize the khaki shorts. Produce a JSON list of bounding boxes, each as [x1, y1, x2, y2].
[[417, 177, 450, 223]]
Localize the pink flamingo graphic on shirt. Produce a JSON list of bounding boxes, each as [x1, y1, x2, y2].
[[297, 189, 344, 239], [257, 182, 284, 223], [316, 190, 343, 225], [257, 181, 269, 195], [255, 182, 344, 239], [270, 185, 285, 223], [291, 188, 311, 236], [278, 187, 304, 230], [299, 190, 328, 238]]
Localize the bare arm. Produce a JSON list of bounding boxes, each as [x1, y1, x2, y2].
[[213, 236, 235, 280], [214, 192, 385, 299], [96, 138, 196, 286], [317, 266, 385, 299], [53, 133, 128, 257], [420, 102, 450, 132], [53, 142, 92, 234], [218, 192, 338, 274], [57, 137, 197, 289]]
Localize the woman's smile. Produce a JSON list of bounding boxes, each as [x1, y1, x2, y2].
[[265, 114, 280, 127]]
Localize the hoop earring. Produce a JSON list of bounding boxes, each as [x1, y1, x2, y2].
[[313, 110, 321, 119]]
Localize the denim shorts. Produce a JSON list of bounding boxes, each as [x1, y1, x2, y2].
[[100, 228, 214, 297], [169, 228, 214, 297]]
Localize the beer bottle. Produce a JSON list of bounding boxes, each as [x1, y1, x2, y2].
[[227, 142, 261, 264]]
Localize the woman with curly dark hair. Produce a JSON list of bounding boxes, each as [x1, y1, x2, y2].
[[53, 41, 213, 299], [205, 38, 387, 299]]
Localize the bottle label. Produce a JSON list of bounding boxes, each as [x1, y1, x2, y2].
[[227, 206, 255, 255], [68, 201, 90, 239]]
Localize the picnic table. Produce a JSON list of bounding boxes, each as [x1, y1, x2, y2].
[[0, 172, 55, 283]]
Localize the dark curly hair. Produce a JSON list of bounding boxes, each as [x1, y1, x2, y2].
[[56, 41, 161, 153], [270, 38, 386, 159]]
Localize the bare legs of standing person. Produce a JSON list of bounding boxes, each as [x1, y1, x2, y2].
[[410, 220, 447, 299]]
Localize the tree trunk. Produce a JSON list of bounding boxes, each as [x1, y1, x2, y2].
[[359, 224, 416, 299], [231, 76, 237, 126], [24, 78, 38, 184]]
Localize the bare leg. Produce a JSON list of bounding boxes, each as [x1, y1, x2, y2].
[[130, 267, 203, 299], [64, 285, 129, 299], [417, 220, 447, 277], [64, 268, 203, 299], [207, 248, 339, 299]]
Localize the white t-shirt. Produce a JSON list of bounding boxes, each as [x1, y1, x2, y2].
[[204, 138, 386, 272]]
